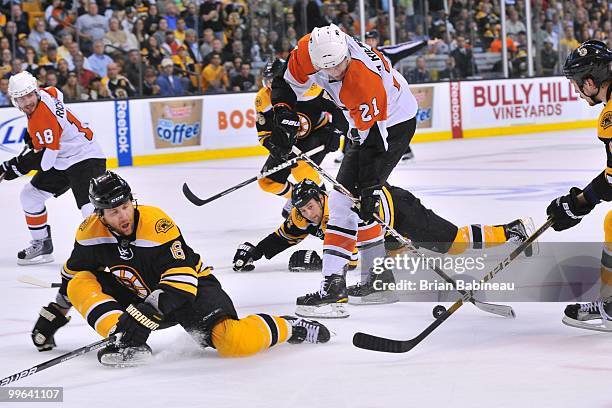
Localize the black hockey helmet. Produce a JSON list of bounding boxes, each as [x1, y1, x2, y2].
[[365, 29, 379, 40], [563, 40, 612, 89], [89, 171, 133, 213], [292, 179, 324, 209], [262, 58, 286, 81]]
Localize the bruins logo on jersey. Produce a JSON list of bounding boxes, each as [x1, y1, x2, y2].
[[297, 113, 312, 139], [111, 265, 150, 298], [601, 112, 612, 130], [155, 218, 174, 233], [257, 112, 266, 126]]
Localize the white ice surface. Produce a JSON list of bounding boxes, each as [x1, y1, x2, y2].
[[1, 130, 611, 408]]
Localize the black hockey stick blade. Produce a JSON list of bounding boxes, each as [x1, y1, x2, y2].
[[182, 182, 211, 206]]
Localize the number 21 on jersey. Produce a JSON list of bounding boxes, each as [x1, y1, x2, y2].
[[359, 98, 380, 122]]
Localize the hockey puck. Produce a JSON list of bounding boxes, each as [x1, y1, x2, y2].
[[432, 305, 446, 318]]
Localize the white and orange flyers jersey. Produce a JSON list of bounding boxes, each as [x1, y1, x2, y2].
[[28, 87, 105, 171], [284, 33, 418, 145]]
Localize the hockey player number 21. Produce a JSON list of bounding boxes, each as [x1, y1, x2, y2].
[[359, 98, 380, 122], [36, 129, 53, 145]]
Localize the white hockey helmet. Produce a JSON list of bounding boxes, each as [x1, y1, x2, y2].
[[8, 71, 39, 107], [308, 24, 349, 69]]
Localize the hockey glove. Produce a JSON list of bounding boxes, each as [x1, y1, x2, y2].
[[546, 187, 596, 232], [272, 105, 300, 153], [323, 125, 342, 153], [233, 242, 263, 272], [360, 185, 382, 223], [31, 303, 71, 352], [0, 147, 43, 181], [288, 250, 322, 272], [114, 303, 163, 346]]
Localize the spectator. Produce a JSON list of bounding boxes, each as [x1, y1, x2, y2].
[[143, 36, 164, 68], [74, 53, 97, 88], [539, 20, 559, 50], [61, 71, 87, 101], [506, 9, 527, 40], [99, 0, 114, 20], [153, 18, 170, 46], [0, 49, 12, 78], [142, 67, 161, 96], [0, 78, 10, 106], [132, 18, 148, 48], [227, 56, 242, 78], [408, 56, 430, 83], [87, 76, 110, 100], [144, 4, 161, 36], [45, 70, 59, 87], [183, 2, 199, 32], [76, 2, 109, 54], [230, 62, 255, 91], [560, 25, 580, 53], [172, 46, 195, 74], [4, 21, 18, 46], [102, 62, 136, 98], [28, 18, 58, 53], [199, 28, 215, 57], [202, 38, 225, 65], [3, 58, 23, 80], [105, 17, 130, 51], [161, 30, 181, 56], [45, 0, 74, 36], [451, 36, 477, 78], [200, 52, 228, 94], [200, 0, 224, 39], [23, 46, 39, 72], [56, 58, 70, 86], [174, 18, 187, 45], [124, 49, 142, 92], [540, 40, 557, 76], [11, 4, 30, 36], [86, 39, 114, 78], [489, 31, 517, 53], [184, 29, 202, 63], [438, 56, 461, 80], [156, 58, 185, 96], [164, 2, 180, 30], [39, 45, 59, 68], [57, 33, 74, 62], [15, 33, 29, 60]]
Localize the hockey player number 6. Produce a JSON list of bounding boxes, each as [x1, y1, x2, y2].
[[359, 98, 380, 122]]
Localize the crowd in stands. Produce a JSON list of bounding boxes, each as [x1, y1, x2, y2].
[[0, 0, 610, 104]]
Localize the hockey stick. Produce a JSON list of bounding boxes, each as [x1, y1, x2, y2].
[[0, 335, 118, 386], [182, 145, 325, 207], [18, 275, 61, 288], [353, 217, 553, 353], [292, 146, 515, 318]]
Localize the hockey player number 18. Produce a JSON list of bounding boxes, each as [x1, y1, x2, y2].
[[35, 129, 54, 145], [359, 98, 380, 122]]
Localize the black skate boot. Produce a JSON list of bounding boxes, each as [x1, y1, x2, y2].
[[400, 147, 415, 162], [503, 218, 537, 257], [563, 297, 612, 332], [296, 274, 349, 319], [17, 226, 54, 265], [347, 268, 399, 305], [97, 342, 153, 367], [282, 316, 331, 344]]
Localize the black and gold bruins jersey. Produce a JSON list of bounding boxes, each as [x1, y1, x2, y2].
[[255, 83, 343, 146], [592, 96, 612, 202], [254, 187, 398, 259], [59, 205, 211, 307]]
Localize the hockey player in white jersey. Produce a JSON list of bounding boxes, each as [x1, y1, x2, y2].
[[270, 24, 420, 318], [0, 71, 106, 265]]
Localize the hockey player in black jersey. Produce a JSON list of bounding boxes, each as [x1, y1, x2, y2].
[[255, 59, 347, 216], [553, 40, 612, 332], [233, 179, 534, 314], [30, 171, 330, 367]]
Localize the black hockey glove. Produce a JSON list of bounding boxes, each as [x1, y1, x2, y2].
[[272, 105, 300, 155], [360, 185, 382, 223], [546, 187, 596, 232], [1, 146, 42, 181], [288, 250, 322, 272], [323, 125, 342, 153], [233, 242, 263, 272], [31, 303, 71, 352], [114, 303, 163, 346]]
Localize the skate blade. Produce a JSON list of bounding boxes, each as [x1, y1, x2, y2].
[[521, 217, 539, 257], [99, 352, 153, 368], [17, 254, 54, 266], [349, 292, 399, 305], [562, 316, 612, 332], [295, 304, 350, 319]]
